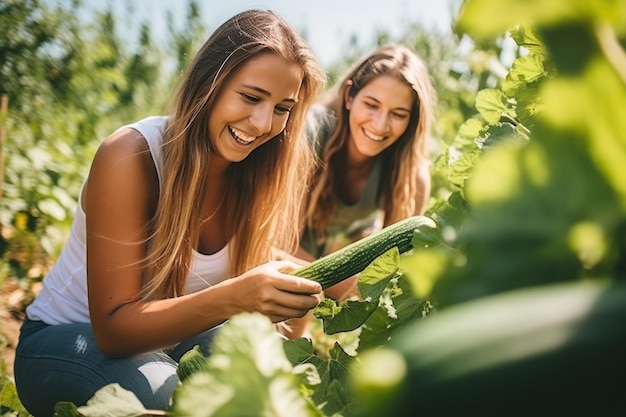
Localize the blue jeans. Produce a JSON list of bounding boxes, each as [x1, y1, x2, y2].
[[14, 319, 220, 417]]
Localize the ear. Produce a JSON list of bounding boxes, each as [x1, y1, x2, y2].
[[344, 80, 354, 110]]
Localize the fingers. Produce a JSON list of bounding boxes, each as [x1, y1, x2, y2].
[[272, 259, 305, 274], [251, 287, 319, 323], [266, 260, 322, 295], [230, 260, 322, 323]]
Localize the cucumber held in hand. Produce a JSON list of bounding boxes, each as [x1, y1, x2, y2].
[[293, 215, 436, 289]]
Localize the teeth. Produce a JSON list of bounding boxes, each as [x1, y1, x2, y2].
[[230, 127, 256, 144], [363, 129, 385, 141]]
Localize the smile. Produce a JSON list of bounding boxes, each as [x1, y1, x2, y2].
[[229, 126, 257, 144], [363, 128, 386, 142]]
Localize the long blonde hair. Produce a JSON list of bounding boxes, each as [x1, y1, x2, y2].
[[305, 43, 435, 237], [142, 9, 326, 300]]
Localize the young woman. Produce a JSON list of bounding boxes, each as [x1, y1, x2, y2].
[[299, 43, 436, 299], [14, 9, 326, 415]]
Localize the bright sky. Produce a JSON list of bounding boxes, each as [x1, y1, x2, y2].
[[78, 0, 463, 67]]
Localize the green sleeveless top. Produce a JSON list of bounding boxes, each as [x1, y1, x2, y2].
[[301, 105, 383, 258]]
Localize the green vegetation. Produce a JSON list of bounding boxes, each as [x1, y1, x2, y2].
[[2, 0, 625, 415]]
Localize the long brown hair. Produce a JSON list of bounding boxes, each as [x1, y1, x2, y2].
[[142, 9, 326, 300], [305, 43, 435, 238]]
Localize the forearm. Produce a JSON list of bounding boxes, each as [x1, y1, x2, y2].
[[93, 284, 235, 357], [93, 266, 322, 357]]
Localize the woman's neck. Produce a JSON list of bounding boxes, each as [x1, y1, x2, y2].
[[338, 150, 376, 205]]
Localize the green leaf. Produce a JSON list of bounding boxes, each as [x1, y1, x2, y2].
[[171, 313, 312, 417], [314, 248, 400, 334], [541, 67, 626, 205], [455, 0, 593, 41], [480, 123, 529, 151], [358, 275, 431, 352], [1, 375, 30, 416], [357, 248, 400, 300], [509, 25, 547, 56], [317, 299, 378, 335], [76, 383, 149, 417], [283, 338, 316, 365], [447, 150, 480, 188], [401, 249, 451, 300], [475, 89, 507, 124], [292, 363, 322, 389], [503, 55, 547, 92], [53, 402, 82, 417], [512, 81, 543, 127], [453, 117, 485, 147], [309, 343, 354, 416], [282, 338, 355, 416]]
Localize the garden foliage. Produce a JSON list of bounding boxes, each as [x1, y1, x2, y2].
[[2, 0, 625, 415]]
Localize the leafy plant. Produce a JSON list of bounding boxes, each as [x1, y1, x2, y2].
[[7, 0, 623, 415]]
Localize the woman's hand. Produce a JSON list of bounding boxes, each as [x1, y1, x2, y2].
[[227, 260, 322, 323]]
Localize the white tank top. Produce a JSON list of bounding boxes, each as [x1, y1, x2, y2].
[[26, 116, 230, 324]]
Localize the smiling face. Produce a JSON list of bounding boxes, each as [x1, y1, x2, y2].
[[208, 52, 303, 163], [345, 75, 414, 160]]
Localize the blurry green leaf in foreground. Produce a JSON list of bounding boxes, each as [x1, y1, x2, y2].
[[431, 128, 623, 306], [171, 313, 314, 417], [541, 63, 626, 205], [454, 0, 617, 41], [350, 280, 626, 416], [54, 383, 153, 417]]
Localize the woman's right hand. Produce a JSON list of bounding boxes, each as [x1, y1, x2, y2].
[[225, 260, 322, 323]]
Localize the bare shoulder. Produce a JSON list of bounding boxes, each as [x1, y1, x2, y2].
[[95, 127, 152, 167], [83, 126, 158, 214], [90, 127, 156, 182]]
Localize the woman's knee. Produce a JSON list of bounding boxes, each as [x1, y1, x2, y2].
[[14, 322, 179, 415]]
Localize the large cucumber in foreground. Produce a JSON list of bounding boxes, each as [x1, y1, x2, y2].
[[293, 215, 436, 289]]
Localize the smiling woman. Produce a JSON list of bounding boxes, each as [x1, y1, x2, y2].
[[297, 43, 436, 301], [208, 52, 303, 162], [13, 8, 326, 416]]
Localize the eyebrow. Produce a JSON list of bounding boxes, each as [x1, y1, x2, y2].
[[241, 84, 298, 104], [363, 95, 411, 113]]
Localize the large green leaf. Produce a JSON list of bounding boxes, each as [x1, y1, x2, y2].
[[283, 338, 354, 416], [455, 0, 618, 41], [171, 313, 312, 417], [54, 383, 156, 417]]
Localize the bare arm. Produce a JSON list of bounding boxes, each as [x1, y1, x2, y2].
[[415, 162, 432, 215], [85, 129, 321, 357]]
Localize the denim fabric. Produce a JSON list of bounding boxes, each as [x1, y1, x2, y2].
[[14, 319, 220, 417]]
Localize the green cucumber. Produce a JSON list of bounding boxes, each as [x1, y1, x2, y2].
[[293, 215, 436, 289]]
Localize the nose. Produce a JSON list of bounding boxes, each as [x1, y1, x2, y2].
[[249, 105, 273, 135], [372, 111, 389, 132]]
